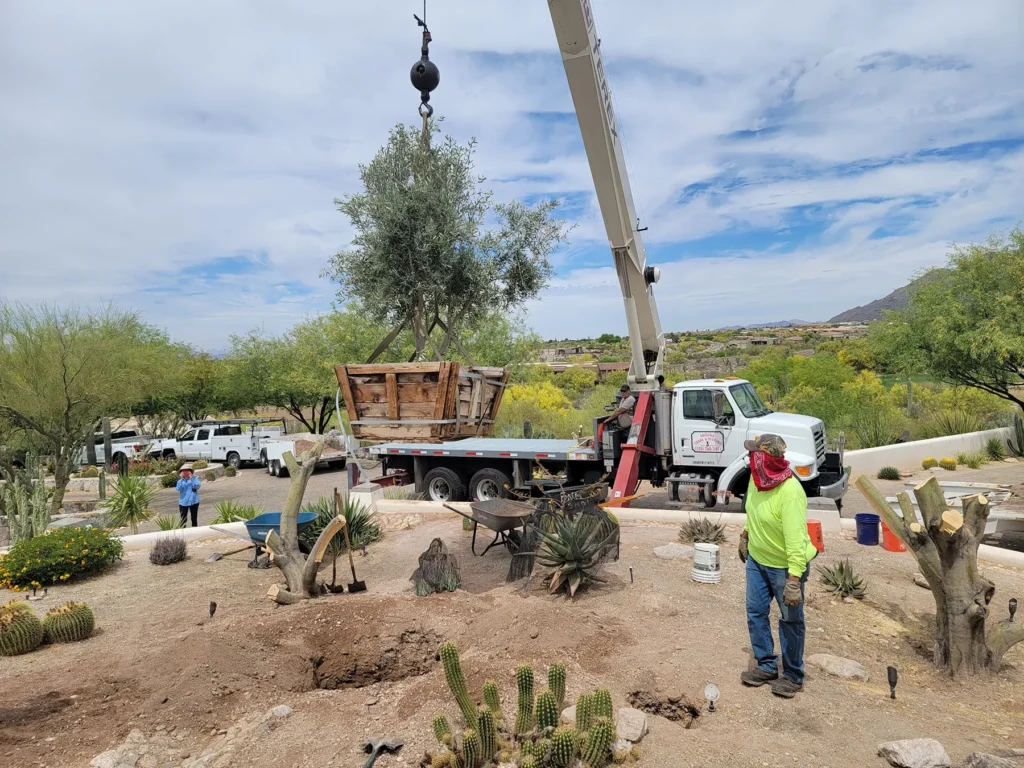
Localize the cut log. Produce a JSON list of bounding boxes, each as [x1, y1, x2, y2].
[[410, 538, 461, 596]]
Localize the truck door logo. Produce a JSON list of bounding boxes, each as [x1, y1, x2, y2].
[[691, 431, 725, 453]]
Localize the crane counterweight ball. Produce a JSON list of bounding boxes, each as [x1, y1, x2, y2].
[[411, 58, 440, 97]]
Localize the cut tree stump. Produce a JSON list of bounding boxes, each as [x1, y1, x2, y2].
[[410, 538, 461, 596], [857, 474, 1024, 676]]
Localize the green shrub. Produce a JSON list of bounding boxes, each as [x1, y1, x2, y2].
[[105, 475, 155, 533], [211, 500, 263, 524], [0, 527, 124, 590], [203, 471, 216, 482], [149, 537, 187, 565], [955, 451, 971, 465], [927, 409, 985, 439], [192, 460, 209, 470], [964, 452, 986, 470], [160, 473, 178, 488], [224, 465, 237, 477], [986, 437, 1007, 461], [155, 515, 184, 531], [78, 465, 100, 478], [876, 466, 901, 481]]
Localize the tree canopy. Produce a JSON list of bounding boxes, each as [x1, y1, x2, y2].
[[324, 119, 570, 360], [872, 228, 1024, 409]]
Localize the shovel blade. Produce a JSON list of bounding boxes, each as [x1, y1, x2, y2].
[[348, 580, 367, 594]]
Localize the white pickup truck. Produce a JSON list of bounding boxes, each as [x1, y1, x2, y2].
[[263, 433, 348, 478], [148, 420, 282, 469], [77, 429, 154, 469]]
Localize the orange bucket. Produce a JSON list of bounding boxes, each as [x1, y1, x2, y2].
[[807, 519, 824, 553], [881, 522, 907, 552]]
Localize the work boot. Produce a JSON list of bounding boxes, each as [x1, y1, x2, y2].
[[740, 668, 778, 687], [770, 678, 803, 698]]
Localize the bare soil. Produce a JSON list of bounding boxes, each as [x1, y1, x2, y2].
[[2, 506, 1023, 768]]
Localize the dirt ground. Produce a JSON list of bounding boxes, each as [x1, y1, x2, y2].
[[2, 508, 1023, 767]]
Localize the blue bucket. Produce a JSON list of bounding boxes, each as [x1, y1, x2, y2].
[[854, 513, 881, 546]]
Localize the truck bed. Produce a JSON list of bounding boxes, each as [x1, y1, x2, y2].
[[366, 437, 596, 462]]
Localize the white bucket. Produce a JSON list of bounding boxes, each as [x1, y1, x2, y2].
[[692, 543, 722, 584]]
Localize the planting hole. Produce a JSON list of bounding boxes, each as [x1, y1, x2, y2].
[[309, 629, 442, 690]]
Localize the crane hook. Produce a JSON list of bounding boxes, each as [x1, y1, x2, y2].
[[410, 7, 440, 117]]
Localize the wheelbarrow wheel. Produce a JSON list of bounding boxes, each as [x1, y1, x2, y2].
[[503, 528, 522, 555]]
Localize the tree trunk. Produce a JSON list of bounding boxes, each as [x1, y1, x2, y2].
[[857, 475, 1024, 675], [49, 447, 73, 517], [264, 438, 349, 604]]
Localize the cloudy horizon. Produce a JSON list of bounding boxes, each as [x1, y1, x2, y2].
[[2, 0, 1022, 350]]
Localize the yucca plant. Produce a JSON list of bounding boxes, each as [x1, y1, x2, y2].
[[955, 451, 971, 466], [105, 475, 155, 533], [529, 514, 619, 598], [678, 516, 727, 544], [300, 494, 381, 551], [876, 466, 901, 481], [211, 500, 263, 524], [819, 558, 866, 599], [986, 437, 1007, 461], [1009, 411, 1024, 457], [964, 452, 986, 470], [155, 515, 184, 531]]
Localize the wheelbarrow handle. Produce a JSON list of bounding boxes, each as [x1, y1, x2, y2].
[[442, 503, 474, 522]]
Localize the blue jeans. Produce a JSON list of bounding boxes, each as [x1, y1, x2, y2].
[[746, 556, 808, 685]]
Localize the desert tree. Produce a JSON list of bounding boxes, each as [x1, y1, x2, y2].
[[0, 303, 175, 515], [324, 119, 569, 361]]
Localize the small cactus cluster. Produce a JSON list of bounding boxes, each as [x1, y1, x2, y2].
[[42, 601, 95, 644], [922, 457, 939, 469], [939, 456, 958, 471], [876, 466, 901, 481], [0, 601, 44, 656], [430, 644, 631, 768]]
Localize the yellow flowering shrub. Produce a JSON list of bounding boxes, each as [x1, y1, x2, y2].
[[0, 527, 123, 590]]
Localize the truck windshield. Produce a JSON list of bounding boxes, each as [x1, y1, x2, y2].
[[730, 383, 772, 418]]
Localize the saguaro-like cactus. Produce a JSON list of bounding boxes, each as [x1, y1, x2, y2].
[[440, 642, 478, 726], [549, 726, 578, 768], [536, 688, 559, 731], [515, 665, 535, 735], [477, 708, 497, 761], [548, 663, 566, 709], [462, 728, 481, 768], [593, 687, 613, 719], [483, 679, 502, 719], [575, 692, 594, 732], [582, 717, 614, 767], [432, 713, 453, 747]]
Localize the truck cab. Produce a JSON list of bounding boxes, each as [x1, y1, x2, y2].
[[667, 377, 847, 507], [150, 420, 282, 468]]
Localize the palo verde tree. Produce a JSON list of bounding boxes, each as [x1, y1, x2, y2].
[[133, 346, 231, 436], [858, 475, 1023, 676], [0, 303, 175, 515], [324, 119, 570, 361], [872, 228, 1024, 409]]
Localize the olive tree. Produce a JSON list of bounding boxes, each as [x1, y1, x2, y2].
[[0, 303, 174, 515], [324, 120, 569, 361]]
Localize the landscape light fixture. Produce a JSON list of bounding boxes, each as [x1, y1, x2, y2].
[[887, 666, 898, 699], [704, 683, 720, 712], [1010, 598, 1018, 623]]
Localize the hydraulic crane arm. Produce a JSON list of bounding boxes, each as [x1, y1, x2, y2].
[[547, 0, 666, 389]]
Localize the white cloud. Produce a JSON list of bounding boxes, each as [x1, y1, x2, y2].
[[0, 0, 1021, 347]]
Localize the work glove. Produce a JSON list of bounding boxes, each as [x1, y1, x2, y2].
[[783, 578, 802, 607], [738, 531, 748, 563]]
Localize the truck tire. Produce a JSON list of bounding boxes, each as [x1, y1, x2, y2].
[[260, 449, 268, 468], [269, 460, 279, 477], [162, 450, 176, 460], [424, 467, 467, 503], [699, 485, 717, 509], [113, 453, 129, 477], [277, 460, 290, 479], [226, 452, 241, 470], [469, 468, 510, 501]]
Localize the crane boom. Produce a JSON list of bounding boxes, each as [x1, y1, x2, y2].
[[547, 0, 666, 389]]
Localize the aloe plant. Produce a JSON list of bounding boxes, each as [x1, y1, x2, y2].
[[528, 515, 619, 598], [819, 558, 866, 599]]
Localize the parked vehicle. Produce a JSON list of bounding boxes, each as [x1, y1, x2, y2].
[[76, 429, 153, 470], [149, 419, 282, 468], [263, 434, 347, 478]]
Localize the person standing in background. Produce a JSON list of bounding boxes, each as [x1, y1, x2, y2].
[[176, 463, 201, 527]]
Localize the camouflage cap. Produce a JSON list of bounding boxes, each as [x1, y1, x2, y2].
[[743, 433, 787, 458]]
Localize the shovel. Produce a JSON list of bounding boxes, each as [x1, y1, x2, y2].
[[361, 736, 402, 767], [206, 544, 254, 563], [335, 489, 367, 594]]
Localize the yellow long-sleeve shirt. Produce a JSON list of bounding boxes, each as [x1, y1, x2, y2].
[[743, 475, 818, 577]]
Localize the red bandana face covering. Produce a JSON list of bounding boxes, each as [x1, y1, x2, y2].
[[750, 451, 793, 492]]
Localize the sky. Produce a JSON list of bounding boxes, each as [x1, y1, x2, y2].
[[1, 1, 1022, 350]]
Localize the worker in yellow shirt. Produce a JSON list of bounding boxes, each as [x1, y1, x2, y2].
[[737, 433, 818, 698]]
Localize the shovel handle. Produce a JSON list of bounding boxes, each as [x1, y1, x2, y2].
[[336, 489, 359, 580], [361, 747, 380, 768]]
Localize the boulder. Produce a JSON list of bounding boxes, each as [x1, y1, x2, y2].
[[807, 653, 870, 682], [962, 755, 1020, 768], [615, 707, 648, 743], [654, 543, 693, 560], [877, 738, 951, 768]]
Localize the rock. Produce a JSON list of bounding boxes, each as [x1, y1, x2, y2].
[[877, 738, 951, 768], [615, 707, 648, 743], [654, 543, 693, 560], [270, 705, 292, 719], [530, 627, 540, 639], [612, 739, 633, 761], [962, 754, 1020, 768], [808, 654, 870, 682], [560, 705, 576, 725], [913, 573, 932, 590], [1004, 457, 1018, 463]]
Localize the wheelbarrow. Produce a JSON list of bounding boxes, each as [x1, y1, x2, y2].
[[242, 511, 318, 568], [443, 499, 535, 556]]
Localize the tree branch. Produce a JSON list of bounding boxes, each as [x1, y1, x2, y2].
[[365, 314, 411, 364], [988, 619, 1024, 670]]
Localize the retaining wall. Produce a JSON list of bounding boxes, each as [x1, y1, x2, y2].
[[845, 428, 1013, 477]]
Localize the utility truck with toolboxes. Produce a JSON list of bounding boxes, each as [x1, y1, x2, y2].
[[147, 419, 282, 468], [353, 0, 849, 510]]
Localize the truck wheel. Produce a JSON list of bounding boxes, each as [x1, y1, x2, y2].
[[260, 449, 268, 468], [162, 450, 176, 460], [226, 452, 241, 470], [277, 460, 290, 479], [469, 468, 510, 501], [269, 460, 279, 477], [424, 467, 466, 503], [699, 486, 717, 509], [113, 453, 128, 477]]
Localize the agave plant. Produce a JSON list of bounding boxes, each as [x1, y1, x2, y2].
[[819, 558, 866, 599], [986, 437, 1007, 461], [530, 514, 619, 598], [678, 516, 727, 544], [211, 500, 263, 524], [155, 515, 184, 531], [300, 494, 381, 552], [876, 466, 901, 481], [105, 475, 155, 534]]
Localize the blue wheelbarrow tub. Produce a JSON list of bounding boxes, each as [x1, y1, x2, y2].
[[244, 511, 318, 545]]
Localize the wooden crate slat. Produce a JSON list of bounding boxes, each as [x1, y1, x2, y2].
[[385, 374, 399, 421]]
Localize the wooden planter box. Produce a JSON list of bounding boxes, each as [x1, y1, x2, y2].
[[335, 363, 510, 442]]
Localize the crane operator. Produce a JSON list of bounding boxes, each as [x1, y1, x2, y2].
[[604, 384, 636, 430]]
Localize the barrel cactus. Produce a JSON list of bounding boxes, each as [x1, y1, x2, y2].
[[0, 602, 44, 656], [939, 457, 958, 471], [575, 692, 594, 732], [483, 679, 502, 719], [548, 663, 566, 708], [433, 714, 452, 747], [42, 601, 95, 644], [536, 688, 559, 731], [593, 687, 613, 719], [520, 757, 538, 768], [582, 717, 615, 767], [922, 457, 938, 470], [549, 726, 579, 768], [515, 665, 535, 734], [440, 642, 477, 726]]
